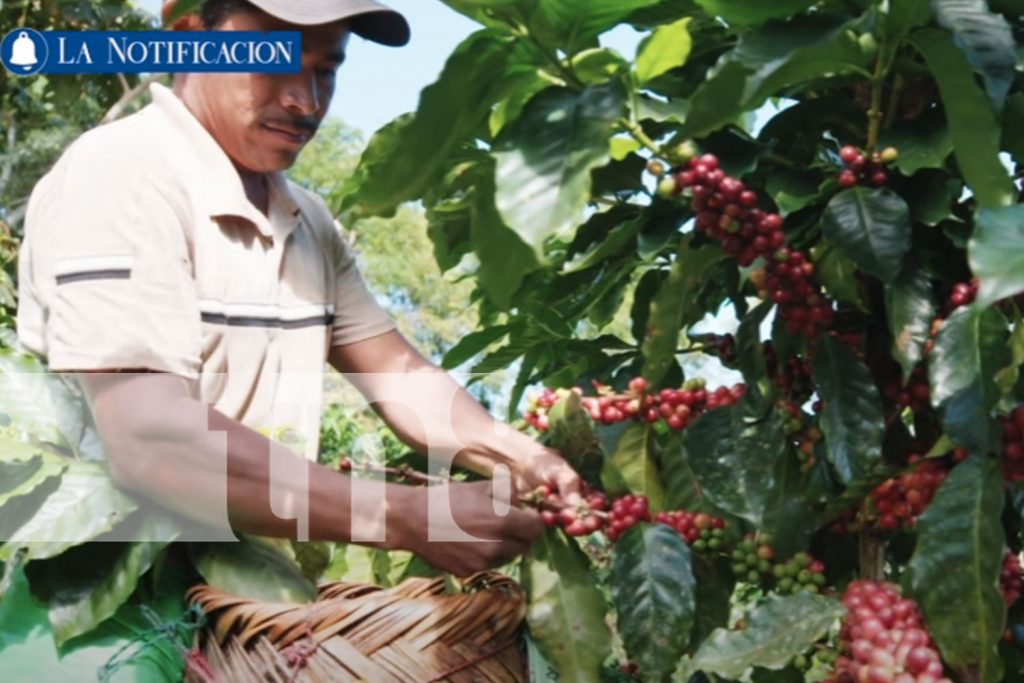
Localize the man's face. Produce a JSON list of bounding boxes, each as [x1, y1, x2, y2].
[[188, 9, 350, 173]]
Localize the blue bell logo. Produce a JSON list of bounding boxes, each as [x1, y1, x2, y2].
[[2, 28, 47, 76]]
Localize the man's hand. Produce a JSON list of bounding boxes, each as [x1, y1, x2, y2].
[[510, 447, 584, 505], [390, 481, 545, 576]]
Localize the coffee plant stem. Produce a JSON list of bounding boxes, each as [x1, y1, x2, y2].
[[859, 532, 887, 581], [883, 71, 904, 129], [866, 40, 897, 153], [620, 118, 667, 159]]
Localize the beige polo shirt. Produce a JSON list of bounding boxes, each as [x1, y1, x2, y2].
[[17, 83, 395, 459]]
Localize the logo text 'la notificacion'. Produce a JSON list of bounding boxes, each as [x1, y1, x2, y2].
[[2, 29, 301, 75]]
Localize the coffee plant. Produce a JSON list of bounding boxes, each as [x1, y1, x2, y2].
[[333, 0, 1024, 680], [7, 0, 1024, 681]]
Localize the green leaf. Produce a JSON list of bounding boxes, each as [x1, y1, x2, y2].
[[0, 349, 86, 454], [680, 15, 865, 139], [0, 435, 45, 463], [570, 48, 629, 85], [812, 336, 885, 484], [970, 205, 1024, 307], [928, 306, 1010, 454], [691, 555, 736, 648], [1002, 93, 1024, 162], [905, 170, 964, 226], [470, 159, 539, 309], [189, 535, 316, 604], [291, 541, 333, 585], [342, 31, 520, 216], [887, 263, 937, 381], [438, 0, 535, 30], [610, 424, 666, 513], [0, 462, 137, 563], [692, 0, 817, 25], [642, 236, 727, 387], [0, 559, 191, 682], [815, 244, 868, 311], [522, 530, 611, 683], [877, 111, 954, 176], [610, 524, 696, 681], [0, 453, 67, 509], [494, 83, 626, 258], [821, 187, 911, 284], [544, 392, 607, 489], [564, 213, 641, 274], [730, 14, 864, 105], [609, 136, 641, 161], [933, 0, 1016, 111], [766, 169, 824, 217], [657, 434, 713, 513], [489, 71, 552, 137], [910, 28, 1015, 208], [441, 325, 510, 369], [528, 0, 662, 56], [636, 18, 693, 84], [689, 593, 845, 679], [736, 300, 772, 402], [26, 511, 180, 646], [762, 455, 819, 558], [683, 401, 787, 525], [884, 0, 932, 39], [909, 456, 1005, 682]]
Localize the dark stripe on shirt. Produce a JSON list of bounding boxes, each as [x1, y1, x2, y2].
[[200, 312, 335, 329], [56, 269, 132, 286]]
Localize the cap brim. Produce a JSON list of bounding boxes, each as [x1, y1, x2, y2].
[[349, 10, 410, 47], [244, 0, 410, 47]]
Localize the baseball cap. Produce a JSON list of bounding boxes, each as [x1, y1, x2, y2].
[[164, 0, 411, 47]]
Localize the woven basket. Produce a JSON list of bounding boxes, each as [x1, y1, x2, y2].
[[184, 573, 528, 683]]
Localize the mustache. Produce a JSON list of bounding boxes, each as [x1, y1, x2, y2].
[[262, 117, 319, 135]]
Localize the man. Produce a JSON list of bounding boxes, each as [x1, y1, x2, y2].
[[16, 0, 581, 577]]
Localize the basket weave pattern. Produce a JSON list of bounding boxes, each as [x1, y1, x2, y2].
[[185, 573, 528, 683]]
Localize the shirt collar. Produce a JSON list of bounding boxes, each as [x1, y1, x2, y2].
[[148, 83, 300, 240]]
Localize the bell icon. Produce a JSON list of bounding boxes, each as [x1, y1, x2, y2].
[[10, 32, 38, 71]]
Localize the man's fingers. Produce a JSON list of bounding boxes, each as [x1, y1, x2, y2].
[[555, 467, 583, 504], [504, 505, 545, 542]]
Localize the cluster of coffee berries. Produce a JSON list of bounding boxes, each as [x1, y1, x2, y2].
[[772, 552, 828, 595], [523, 377, 745, 433], [707, 333, 738, 364], [833, 456, 952, 533], [947, 278, 978, 312], [881, 365, 932, 415], [827, 580, 950, 683], [730, 535, 827, 592], [534, 485, 610, 537], [837, 145, 898, 188], [653, 510, 727, 551], [604, 494, 652, 541], [660, 152, 835, 339], [999, 406, 1024, 484], [730, 534, 777, 584], [1002, 551, 1023, 607], [765, 343, 817, 403], [780, 400, 823, 470], [645, 380, 746, 430]]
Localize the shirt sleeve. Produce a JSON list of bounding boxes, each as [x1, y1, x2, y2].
[[327, 220, 396, 347], [18, 160, 201, 378]]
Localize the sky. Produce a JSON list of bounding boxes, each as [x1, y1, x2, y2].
[[136, 0, 644, 136]]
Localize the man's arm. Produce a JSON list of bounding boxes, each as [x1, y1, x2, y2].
[[328, 330, 582, 500], [80, 372, 544, 575]]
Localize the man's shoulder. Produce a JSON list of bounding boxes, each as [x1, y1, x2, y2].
[[33, 105, 191, 214], [73, 104, 164, 163]]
